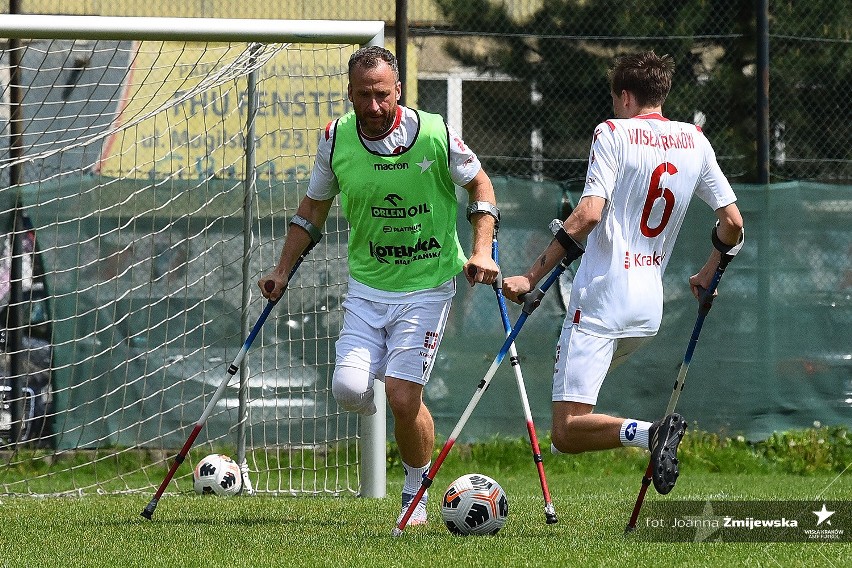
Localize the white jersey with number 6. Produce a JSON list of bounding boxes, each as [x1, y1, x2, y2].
[[570, 113, 737, 338]]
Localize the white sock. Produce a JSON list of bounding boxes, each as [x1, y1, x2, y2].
[[551, 443, 564, 455], [619, 419, 652, 449], [402, 461, 430, 495]]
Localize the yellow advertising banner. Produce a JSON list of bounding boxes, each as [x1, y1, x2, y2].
[[96, 41, 354, 182]]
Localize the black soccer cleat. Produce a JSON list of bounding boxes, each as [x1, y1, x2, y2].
[[648, 413, 687, 495]]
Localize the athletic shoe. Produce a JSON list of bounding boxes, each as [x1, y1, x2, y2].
[[397, 490, 428, 526], [648, 413, 688, 495]]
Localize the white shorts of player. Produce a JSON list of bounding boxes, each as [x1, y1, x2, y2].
[[331, 295, 451, 415], [551, 324, 652, 405]]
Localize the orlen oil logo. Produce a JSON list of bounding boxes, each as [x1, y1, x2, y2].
[[371, 193, 432, 219], [624, 250, 666, 269]]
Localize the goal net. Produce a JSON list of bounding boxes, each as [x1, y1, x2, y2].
[[0, 15, 384, 497]]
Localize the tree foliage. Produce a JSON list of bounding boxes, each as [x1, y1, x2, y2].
[[433, 0, 851, 182]]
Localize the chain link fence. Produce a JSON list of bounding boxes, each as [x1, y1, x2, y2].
[[414, 0, 850, 183], [6, 1, 848, 182], [768, 1, 851, 182], [1, 2, 849, 444]]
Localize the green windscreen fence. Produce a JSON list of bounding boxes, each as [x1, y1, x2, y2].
[[3, 178, 850, 447], [440, 179, 850, 442]]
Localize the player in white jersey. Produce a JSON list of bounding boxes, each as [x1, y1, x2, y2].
[[503, 51, 744, 495], [258, 46, 499, 525]]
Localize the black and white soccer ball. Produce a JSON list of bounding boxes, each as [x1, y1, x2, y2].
[[193, 453, 242, 496], [441, 473, 508, 535]]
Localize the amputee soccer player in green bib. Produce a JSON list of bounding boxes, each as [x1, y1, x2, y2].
[[259, 46, 499, 526]]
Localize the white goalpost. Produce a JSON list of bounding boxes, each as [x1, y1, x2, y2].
[[0, 14, 386, 498]]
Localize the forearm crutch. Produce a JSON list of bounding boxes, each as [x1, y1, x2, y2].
[[491, 234, 558, 525], [624, 248, 737, 534], [393, 254, 572, 536], [142, 230, 321, 520]]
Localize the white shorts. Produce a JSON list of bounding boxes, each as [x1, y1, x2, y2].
[[335, 295, 452, 385], [552, 324, 652, 405]]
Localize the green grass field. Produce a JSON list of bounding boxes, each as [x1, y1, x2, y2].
[[2, 429, 850, 567]]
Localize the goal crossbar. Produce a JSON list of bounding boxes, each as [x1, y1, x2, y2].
[[0, 14, 385, 45]]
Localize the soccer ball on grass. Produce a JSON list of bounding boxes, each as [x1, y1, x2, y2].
[[193, 453, 242, 496], [441, 473, 508, 535]]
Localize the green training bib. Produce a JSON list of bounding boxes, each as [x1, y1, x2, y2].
[[331, 110, 465, 292]]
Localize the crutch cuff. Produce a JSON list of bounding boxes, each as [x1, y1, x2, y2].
[[549, 219, 584, 264], [290, 214, 323, 244], [466, 201, 500, 227], [711, 221, 743, 258]]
